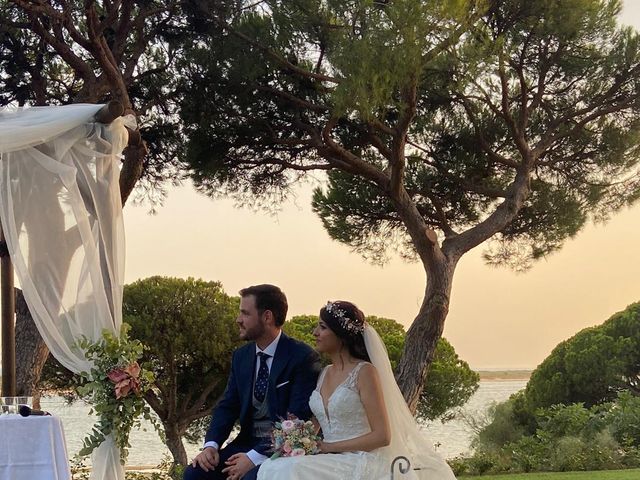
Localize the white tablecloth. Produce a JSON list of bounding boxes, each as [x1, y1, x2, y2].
[[0, 415, 71, 480]]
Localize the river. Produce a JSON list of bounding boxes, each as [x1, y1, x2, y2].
[[40, 379, 527, 466]]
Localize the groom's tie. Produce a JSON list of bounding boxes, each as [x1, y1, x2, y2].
[[254, 352, 270, 402]]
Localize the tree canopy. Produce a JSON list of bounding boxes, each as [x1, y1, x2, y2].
[[1, 0, 190, 200], [525, 301, 640, 410], [177, 0, 640, 409], [124, 276, 241, 466]]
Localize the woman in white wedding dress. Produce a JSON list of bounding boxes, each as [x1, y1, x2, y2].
[[257, 301, 456, 480]]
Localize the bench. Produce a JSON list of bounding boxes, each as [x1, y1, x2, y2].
[[391, 456, 423, 479]]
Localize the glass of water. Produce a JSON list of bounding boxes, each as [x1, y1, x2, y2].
[[15, 396, 32, 414], [0, 397, 17, 414]]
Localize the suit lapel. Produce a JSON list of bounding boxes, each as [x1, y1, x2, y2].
[[267, 333, 292, 416], [269, 333, 291, 385]]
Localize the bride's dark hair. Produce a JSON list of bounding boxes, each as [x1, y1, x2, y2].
[[320, 301, 370, 362]]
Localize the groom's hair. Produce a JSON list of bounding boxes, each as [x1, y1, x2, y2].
[[239, 284, 288, 327]]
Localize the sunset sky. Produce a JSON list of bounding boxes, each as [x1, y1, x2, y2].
[[123, 2, 640, 370]]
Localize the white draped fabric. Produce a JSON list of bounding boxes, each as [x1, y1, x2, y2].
[[0, 104, 133, 480]]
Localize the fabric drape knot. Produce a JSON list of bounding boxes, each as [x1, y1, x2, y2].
[[254, 352, 271, 402]]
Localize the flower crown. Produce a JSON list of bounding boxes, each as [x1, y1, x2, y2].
[[325, 301, 365, 335]]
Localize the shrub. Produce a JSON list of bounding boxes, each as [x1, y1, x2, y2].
[[473, 395, 526, 450], [463, 392, 640, 474], [604, 391, 640, 448]]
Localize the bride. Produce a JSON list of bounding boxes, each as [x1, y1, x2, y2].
[[257, 301, 456, 480]]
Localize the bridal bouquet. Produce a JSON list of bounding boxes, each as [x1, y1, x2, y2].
[[270, 415, 321, 459]]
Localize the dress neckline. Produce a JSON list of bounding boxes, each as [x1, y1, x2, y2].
[[317, 362, 366, 423]]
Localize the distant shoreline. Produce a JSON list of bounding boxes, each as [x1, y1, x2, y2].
[[477, 370, 531, 381]]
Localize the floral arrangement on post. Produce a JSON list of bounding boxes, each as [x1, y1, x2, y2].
[[270, 414, 321, 459], [74, 323, 156, 464]]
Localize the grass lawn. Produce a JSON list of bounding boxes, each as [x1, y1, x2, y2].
[[459, 469, 640, 480]]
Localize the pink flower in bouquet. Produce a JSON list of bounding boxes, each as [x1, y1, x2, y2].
[[124, 362, 141, 378], [281, 420, 296, 432], [283, 440, 292, 454], [107, 368, 128, 383], [107, 362, 142, 399], [270, 416, 321, 459]]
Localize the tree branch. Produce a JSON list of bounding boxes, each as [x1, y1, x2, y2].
[[183, 377, 222, 420], [211, 16, 340, 84], [390, 78, 418, 196], [12, 4, 96, 85], [255, 85, 329, 112], [321, 117, 389, 186], [458, 96, 520, 168], [426, 193, 457, 238]]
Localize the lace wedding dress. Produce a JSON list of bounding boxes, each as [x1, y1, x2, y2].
[[257, 325, 457, 480], [257, 362, 387, 479]]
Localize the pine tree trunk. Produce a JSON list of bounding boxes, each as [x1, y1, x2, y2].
[[164, 423, 188, 466], [15, 289, 49, 409], [395, 255, 457, 413]]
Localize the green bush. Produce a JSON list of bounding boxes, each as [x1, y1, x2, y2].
[[604, 392, 640, 448], [474, 395, 526, 450], [462, 392, 640, 475], [465, 449, 501, 475], [447, 456, 469, 477], [508, 435, 551, 473], [525, 302, 640, 410], [584, 431, 623, 471], [551, 436, 589, 471], [537, 403, 592, 438], [621, 446, 640, 468]]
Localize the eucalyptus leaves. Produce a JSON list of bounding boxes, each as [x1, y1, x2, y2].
[[75, 324, 157, 464]]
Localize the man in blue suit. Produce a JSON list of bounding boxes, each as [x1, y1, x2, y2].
[[184, 284, 321, 480]]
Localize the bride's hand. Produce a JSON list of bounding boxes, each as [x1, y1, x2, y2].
[[318, 440, 334, 454]]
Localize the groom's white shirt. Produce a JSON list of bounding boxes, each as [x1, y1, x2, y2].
[[203, 331, 282, 466]]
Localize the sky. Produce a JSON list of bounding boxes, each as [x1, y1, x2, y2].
[[122, 2, 640, 370]]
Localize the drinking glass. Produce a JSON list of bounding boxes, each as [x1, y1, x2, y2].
[[0, 397, 17, 414], [15, 396, 32, 408]]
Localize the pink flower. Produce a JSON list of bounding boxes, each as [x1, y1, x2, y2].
[[114, 379, 132, 399], [291, 448, 306, 456], [124, 362, 141, 378], [107, 368, 128, 383], [108, 362, 142, 399], [283, 440, 292, 454], [281, 420, 295, 432]]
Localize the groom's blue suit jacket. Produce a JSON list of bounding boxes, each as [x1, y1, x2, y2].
[[205, 333, 321, 455]]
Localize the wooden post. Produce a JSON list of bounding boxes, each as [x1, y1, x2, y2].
[[94, 100, 124, 124], [0, 223, 15, 396]]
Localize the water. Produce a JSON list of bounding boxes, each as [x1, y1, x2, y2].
[[422, 379, 526, 459], [41, 379, 526, 466]]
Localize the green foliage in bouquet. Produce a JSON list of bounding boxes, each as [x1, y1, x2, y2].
[[74, 324, 157, 464]]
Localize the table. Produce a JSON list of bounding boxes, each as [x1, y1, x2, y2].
[[0, 415, 71, 480]]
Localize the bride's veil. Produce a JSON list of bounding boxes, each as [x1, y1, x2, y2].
[[364, 325, 457, 479]]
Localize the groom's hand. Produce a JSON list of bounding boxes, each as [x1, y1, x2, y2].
[[191, 446, 219, 472], [222, 453, 255, 480]]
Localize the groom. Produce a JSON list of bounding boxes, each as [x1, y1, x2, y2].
[[184, 284, 321, 480]]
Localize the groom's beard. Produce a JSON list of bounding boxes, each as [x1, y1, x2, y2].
[[239, 322, 266, 342]]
